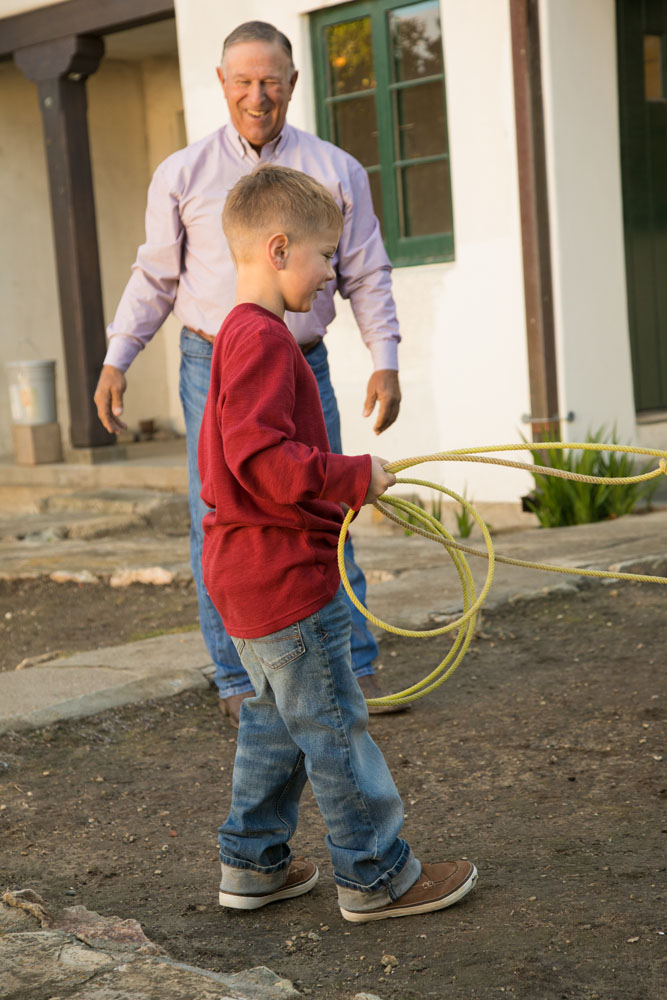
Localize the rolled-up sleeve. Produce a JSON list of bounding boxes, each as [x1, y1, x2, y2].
[[335, 159, 401, 371], [104, 165, 184, 371]]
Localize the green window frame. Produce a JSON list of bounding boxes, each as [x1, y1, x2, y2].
[[310, 0, 454, 267]]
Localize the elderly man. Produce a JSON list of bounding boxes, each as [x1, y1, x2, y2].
[[94, 21, 403, 727]]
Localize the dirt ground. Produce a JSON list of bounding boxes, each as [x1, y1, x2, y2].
[[0, 578, 200, 671], [0, 578, 665, 999]]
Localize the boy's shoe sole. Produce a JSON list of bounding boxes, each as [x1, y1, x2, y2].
[[219, 858, 318, 911], [339, 860, 477, 923]]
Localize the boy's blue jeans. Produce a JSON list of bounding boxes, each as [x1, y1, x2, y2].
[[178, 328, 379, 700], [221, 586, 420, 910]]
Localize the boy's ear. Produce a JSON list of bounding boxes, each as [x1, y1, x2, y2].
[[267, 233, 289, 271]]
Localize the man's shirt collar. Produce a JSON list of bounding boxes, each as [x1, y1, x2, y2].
[[229, 123, 290, 162]]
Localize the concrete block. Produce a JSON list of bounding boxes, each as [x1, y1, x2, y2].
[[12, 422, 63, 465]]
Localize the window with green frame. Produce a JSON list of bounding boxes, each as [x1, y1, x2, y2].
[[310, 0, 454, 266]]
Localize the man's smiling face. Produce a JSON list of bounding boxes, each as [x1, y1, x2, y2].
[[218, 41, 298, 152]]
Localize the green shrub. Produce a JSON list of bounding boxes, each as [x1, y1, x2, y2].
[[524, 427, 659, 528], [401, 490, 473, 538], [454, 487, 474, 538]]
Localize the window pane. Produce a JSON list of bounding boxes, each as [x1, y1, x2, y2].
[[398, 160, 451, 237], [368, 170, 385, 237], [326, 18, 375, 94], [395, 80, 446, 159], [311, 1, 453, 263], [389, 0, 444, 83], [644, 34, 665, 101], [331, 96, 379, 166]]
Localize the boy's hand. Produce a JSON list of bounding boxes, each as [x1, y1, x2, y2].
[[363, 456, 397, 505]]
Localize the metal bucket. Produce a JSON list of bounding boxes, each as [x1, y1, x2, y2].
[[6, 360, 57, 425]]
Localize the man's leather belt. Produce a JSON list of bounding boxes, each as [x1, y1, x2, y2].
[[189, 327, 320, 354], [188, 327, 216, 345]]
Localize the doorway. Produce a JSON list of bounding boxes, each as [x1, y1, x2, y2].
[[618, 0, 667, 413]]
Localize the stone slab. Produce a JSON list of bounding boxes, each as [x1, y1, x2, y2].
[[43, 630, 212, 672], [0, 633, 213, 733], [0, 510, 148, 543], [0, 665, 210, 735], [0, 892, 303, 1000], [0, 929, 118, 996], [65, 960, 302, 999]]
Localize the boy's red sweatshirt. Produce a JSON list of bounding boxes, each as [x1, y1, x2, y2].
[[198, 303, 372, 639]]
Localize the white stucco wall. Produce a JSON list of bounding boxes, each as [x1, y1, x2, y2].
[[174, 0, 532, 503], [0, 61, 63, 456], [89, 53, 186, 438], [540, 0, 636, 443], [0, 0, 60, 14]]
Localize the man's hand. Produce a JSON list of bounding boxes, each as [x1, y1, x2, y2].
[[363, 456, 397, 505], [363, 370, 401, 435], [93, 365, 128, 434]]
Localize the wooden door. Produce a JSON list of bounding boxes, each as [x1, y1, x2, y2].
[[618, 0, 667, 412]]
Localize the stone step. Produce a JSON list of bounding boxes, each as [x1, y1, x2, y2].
[[45, 489, 190, 533], [0, 489, 191, 545], [0, 510, 143, 543], [41, 488, 187, 517]]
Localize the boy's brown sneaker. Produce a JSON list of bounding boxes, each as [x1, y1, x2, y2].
[[219, 857, 318, 910], [339, 860, 477, 923]]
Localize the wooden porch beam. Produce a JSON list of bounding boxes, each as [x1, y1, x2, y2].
[[509, 0, 560, 441], [0, 0, 174, 60], [15, 35, 113, 448]]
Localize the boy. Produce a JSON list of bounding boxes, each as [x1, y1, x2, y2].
[[198, 164, 477, 921]]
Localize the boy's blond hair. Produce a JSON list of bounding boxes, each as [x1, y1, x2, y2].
[[223, 164, 343, 259]]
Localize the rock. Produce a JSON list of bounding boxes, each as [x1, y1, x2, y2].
[[109, 566, 174, 587], [0, 929, 117, 996], [0, 901, 38, 933], [2, 888, 52, 926], [220, 966, 302, 997], [23, 526, 69, 543], [50, 569, 99, 584], [52, 905, 165, 955], [58, 958, 296, 998], [16, 651, 64, 670], [1, 892, 302, 999]]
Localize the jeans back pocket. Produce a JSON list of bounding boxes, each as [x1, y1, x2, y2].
[[251, 623, 306, 671]]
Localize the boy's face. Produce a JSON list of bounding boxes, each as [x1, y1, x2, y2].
[[280, 228, 340, 313], [218, 41, 298, 151]]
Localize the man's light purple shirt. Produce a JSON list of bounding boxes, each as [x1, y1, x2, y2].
[[105, 123, 400, 372]]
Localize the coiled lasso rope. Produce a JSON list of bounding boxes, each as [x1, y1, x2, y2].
[[337, 442, 667, 708]]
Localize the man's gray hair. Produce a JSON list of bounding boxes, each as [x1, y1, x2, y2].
[[222, 21, 294, 69]]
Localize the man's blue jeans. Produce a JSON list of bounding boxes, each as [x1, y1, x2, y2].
[[178, 328, 379, 700], [220, 586, 420, 910]]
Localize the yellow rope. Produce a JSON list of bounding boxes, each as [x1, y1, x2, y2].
[[338, 442, 667, 707]]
